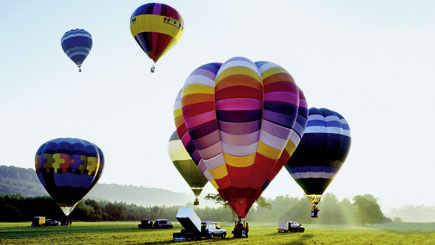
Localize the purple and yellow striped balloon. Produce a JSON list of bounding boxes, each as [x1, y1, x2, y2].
[[174, 57, 308, 218]]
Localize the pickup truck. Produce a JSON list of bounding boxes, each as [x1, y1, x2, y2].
[[278, 221, 305, 233], [173, 207, 226, 241]]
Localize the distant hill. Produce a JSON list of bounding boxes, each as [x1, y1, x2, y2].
[[0, 165, 193, 207]]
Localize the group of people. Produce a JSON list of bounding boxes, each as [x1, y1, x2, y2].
[[233, 217, 249, 238]]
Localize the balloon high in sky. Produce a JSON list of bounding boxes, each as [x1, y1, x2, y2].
[[61, 29, 93, 72], [285, 108, 351, 217], [130, 2, 184, 72], [168, 131, 208, 205], [175, 57, 308, 218], [35, 138, 104, 216]]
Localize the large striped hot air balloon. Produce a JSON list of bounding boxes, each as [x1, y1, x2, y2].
[[61, 29, 93, 72], [168, 131, 208, 205], [285, 108, 351, 218], [130, 3, 184, 72], [35, 138, 104, 217], [174, 57, 308, 219]]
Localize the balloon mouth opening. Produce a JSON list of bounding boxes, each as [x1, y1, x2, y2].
[[57, 203, 78, 217], [307, 194, 322, 206]]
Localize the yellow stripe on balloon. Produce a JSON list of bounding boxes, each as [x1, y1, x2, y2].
[[224, 153, 256, 167], [173, 108, 182, 120], [215, 67, 262, 85], [181, 84, 214, 97], [209, 164, 228, 179], [210, 179, 219, 190], [130, 14, 183, 38], [260, 66, 289, 79], [257, 141, 283, 160], [284, 140, 297, 156]]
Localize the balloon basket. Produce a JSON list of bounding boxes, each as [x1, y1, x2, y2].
[[193, 198, 199, 206], [150, 64, 155, 73], [232, 218, 249, 238], [311, 206, 319, 218]]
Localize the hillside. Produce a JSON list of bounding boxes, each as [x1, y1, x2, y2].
[[0, 165, 193, 207]]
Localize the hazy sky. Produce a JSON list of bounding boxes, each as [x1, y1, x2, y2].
[[1, 0, 434, 211]]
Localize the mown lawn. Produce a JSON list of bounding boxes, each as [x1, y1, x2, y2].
[[1, 221, 435, 244]]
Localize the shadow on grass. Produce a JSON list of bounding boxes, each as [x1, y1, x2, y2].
[[265, 232, 314, 245], [142, 234, 316, 244], [0, 224, 147, 239], [143, 237, 255, 244]]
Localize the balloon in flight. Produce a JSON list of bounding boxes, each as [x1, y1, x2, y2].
[[61, 29, 93, 72], [35, 138, 104, 216], [284, 107, 351, 217], [174, 57, 308, 218], [168, 131, 208, 205], [130, 3, 184, 72]]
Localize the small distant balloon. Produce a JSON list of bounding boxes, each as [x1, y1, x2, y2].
[[285, 107, 351, 218], [130, 3, 184, 73], [35, 138, 104, 216], [61, 29, 93, 72]]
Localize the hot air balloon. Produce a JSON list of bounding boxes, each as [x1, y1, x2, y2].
[[35, 138, 104, 217], [175, 57, 308, 223], [130, 3, 184, 73], [61, 29, 93, 72], [168, 131, 208, 205], [284, 107, 351, 218]]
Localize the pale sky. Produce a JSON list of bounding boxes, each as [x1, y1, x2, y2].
[[1, 0, 435, 211]]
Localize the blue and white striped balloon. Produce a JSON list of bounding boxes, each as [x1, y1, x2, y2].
[[285, 107, 351, 209], [61, 29, 92, 72]]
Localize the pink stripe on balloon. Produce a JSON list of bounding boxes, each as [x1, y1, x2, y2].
[[218, 120, 260, 134], [197, 141, 223, 160], [216, 98, 262, 111], [264, 92, 299, 106], [181, 133, 192, 148], [184, 111, 216, 129], [220, 131, 260, 146]]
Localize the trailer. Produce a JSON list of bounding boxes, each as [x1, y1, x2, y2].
[[31, 216, 46, 227], [278, 221, 305, 233], [173, 207, 202, 241], [172, 207, 226, 241]]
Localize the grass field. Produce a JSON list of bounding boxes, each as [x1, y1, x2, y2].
[[1, 221, 435, 244]]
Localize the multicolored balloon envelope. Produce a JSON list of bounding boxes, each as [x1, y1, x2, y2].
[[174, 57, 308, 218], [61, 29, 93, 72], [168, 131, 208, 205], [130, 3, 184, 71], [285, 107, 351, 216], [35, 138, 104, 216]]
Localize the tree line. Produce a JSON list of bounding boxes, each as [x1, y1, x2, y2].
[[0, 193, 393, 225]]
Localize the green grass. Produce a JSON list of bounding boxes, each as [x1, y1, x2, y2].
[[1, 222, 435, 244]]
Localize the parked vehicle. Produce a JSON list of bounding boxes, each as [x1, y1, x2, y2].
[[31, 216, 46, 227], [45, 219, 59, 226], [278, 221, 305, 233], [173, 207, 226, 241], [153, 219, 173, 229], [201, 221, 226, 238], [138, 219, 153, 229], [173, 207, 202, 241]]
